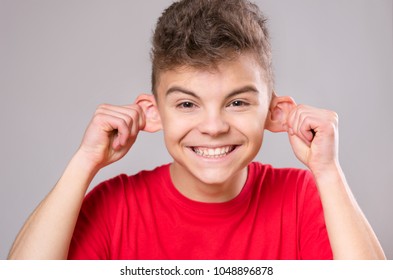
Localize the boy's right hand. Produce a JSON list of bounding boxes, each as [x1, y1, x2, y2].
[[77, 104, 146, 171]]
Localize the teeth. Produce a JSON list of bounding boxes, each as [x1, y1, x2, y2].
[[192, 146, 235, 158]]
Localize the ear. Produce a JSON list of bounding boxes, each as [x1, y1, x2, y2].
[[135, 94, 162, 132], [265, 93, 297, 133]]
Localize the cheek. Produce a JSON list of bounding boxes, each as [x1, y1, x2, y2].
[[161, 113, 193, 143], [231, 112, 267, 135], [233, 113, 267, 153], [246, 124, 265, 148]]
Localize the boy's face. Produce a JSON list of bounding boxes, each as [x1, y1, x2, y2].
[[155, 53, 271, 189]]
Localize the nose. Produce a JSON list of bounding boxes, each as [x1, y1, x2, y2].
[[197, 110, 230, 136]]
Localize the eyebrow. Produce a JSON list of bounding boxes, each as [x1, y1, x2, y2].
[[166, 86, 199, 99], [165, 85, 259, 99]]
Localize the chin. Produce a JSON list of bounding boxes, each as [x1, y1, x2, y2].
[[190, 165, 245, 186]]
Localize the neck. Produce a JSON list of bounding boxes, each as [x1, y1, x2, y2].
[[169, 163, 248, 203]]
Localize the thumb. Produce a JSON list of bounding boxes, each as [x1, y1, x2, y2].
[[288, 131, 311, 166]]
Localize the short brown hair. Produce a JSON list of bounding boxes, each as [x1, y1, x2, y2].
[[151, 0, 273, 94]]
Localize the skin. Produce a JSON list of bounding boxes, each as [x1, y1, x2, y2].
[[8, 53, 386, 259], [155, 55, 269, 202]]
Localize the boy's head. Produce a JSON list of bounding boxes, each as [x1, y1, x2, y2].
[[151, 0, 273, 96], [137, 0, 295, 191]]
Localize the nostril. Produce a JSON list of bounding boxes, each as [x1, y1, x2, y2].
[[198, 116, 230, 136]]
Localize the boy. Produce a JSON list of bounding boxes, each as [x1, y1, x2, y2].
[[8, 0, 385, 259]]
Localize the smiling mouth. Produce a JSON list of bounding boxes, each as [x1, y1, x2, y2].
[[190, 145, 238, 158]]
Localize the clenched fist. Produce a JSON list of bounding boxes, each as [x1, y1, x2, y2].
[[78, 104, 146, 169]]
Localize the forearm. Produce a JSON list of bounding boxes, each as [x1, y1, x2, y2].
[[314, 164, 386, 259], [8, 151, 99, 259]]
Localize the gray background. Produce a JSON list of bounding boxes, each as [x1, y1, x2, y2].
[[0, 0, 392, 259]]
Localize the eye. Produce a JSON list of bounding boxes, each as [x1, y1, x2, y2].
[[176, 101, 197, 110], [228, 100, 249, 107]]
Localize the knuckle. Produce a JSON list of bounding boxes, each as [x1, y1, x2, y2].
[[95, 104, 109, 115], [119, 117, 129, 128], [330, 111, 339, 124], [93, 112, 105, 122], [129, 105, 142, 116], [298, 110, 306, 119], [97, 103, 109, 110], [124, 115, 133, 127]]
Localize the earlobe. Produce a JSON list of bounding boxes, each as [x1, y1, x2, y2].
[[265, 94, 296, 133], [135, 94, 162, 132]]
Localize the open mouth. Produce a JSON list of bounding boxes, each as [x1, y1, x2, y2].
[[190, 145, 238, 158]]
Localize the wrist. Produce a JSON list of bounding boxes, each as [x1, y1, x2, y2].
[[71, 149, 102, 179], [311, 161, 345, 187]]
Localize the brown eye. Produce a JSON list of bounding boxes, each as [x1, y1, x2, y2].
[[229, 100, 249, 107], [178, 102, 194, 108], [176, 101, 197, 111]]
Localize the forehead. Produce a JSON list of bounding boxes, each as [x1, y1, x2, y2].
[[155, 53, 270, 97]]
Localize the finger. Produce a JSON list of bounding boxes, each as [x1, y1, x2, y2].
[[96, 104, 143, 126], [286, 104, 303, 135], [298, 115, 318, 145], [92, 112, 131, 149], [297, 108, 338, 141], [96, 104, 145, 138], [124, 104, 146, 130], [287, 105, 316, 145], [96, 107, 132, 126], [96, 110, 133, 147]]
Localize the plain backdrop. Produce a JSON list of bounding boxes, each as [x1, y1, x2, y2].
[[0, 0, 392, 259]]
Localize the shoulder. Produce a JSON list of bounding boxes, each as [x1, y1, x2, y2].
[[249, 161, 314, 185], [251, 162, 322, 212], [248, 161, 317, 200], [84, 164, 171, 204]]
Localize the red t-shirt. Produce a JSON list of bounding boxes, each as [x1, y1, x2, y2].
[[68, 162, 332, 259]]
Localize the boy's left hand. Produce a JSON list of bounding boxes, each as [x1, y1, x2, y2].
[[284, 105, 339, 177]]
